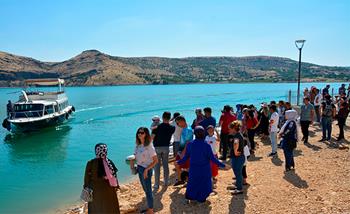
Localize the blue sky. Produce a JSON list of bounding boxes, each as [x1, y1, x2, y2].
[[0, 0, 349, 66]]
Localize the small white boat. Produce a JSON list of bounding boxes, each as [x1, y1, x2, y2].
[[2, 78, 75, 132]]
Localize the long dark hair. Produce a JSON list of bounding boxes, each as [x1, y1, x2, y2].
[[136, 127, 151, 146]]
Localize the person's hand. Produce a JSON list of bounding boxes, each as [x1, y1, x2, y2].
[[222, 163, 230, 170], [143, 168, 149, 179]]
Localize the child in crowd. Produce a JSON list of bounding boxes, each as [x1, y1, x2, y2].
[[205, 125, 219, 187], [243, 138, 250, 185]]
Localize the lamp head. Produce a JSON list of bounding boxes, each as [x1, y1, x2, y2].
[[295, 39, 306, 49]]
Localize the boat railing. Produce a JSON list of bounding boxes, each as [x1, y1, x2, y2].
[[10, 110, 44, 119]]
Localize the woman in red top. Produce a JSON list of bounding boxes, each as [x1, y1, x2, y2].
[[219, 105, 237, 160], [245, 109, 259, 154]]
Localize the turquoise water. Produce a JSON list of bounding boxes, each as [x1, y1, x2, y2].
[[0, 82, 345, 213]]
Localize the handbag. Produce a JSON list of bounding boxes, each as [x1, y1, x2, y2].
[[80, 187, 93, 202], [81, 161, 93, 202]]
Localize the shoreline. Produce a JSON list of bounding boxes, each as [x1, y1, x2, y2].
[[62, 117, 350, 214], [0, 81, 348, 89]]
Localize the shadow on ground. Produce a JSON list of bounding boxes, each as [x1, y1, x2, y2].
[[228, 185, 249, 214], [303, 142, 322, 151], [283, 171, 308, 189]]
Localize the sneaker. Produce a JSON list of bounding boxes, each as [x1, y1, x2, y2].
[[268, 152, 277, 157], [173, 180, 185, 186], [153, 185, 159, 192], [227, 185, 237, 190], [230, 189, 243, 195], [337, 137, 344, 141], [318, 138, 326, 142]]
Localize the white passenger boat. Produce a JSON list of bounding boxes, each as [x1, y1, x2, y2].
[[2, 79, 75, 132]]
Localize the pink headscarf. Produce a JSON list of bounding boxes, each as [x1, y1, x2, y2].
[[95, 144, 119, 187]]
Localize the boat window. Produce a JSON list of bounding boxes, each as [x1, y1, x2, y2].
[[44, 105, 54, 115], [54, 105, 59, 112], [13, 104, 44, 118], [14, 104, 44, 112]]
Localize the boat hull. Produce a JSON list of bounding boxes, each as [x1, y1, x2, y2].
[[9, 113, 70, 132]]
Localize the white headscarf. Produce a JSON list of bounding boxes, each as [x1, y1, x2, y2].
[[280, 109, 298, 139]]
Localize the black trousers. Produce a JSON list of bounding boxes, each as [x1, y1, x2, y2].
[[247, 129, 256, 150], [300, 120, 311, 142], [220, 133, 231, 159], [338, 118, 346, 139], [242, 165, 247, 179], [314, 106, 320, 122]]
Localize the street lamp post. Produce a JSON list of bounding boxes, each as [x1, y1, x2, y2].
[[295, 39, 306, 106]]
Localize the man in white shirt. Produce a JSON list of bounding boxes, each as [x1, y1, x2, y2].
[[268, 105, 279, 157], [314, 89, 322, 123]]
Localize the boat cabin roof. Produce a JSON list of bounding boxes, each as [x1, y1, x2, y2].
[[25, 78, 65, 86]]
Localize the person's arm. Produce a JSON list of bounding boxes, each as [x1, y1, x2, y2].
[[177, 143, 190, 165], [233, 139, 242, 157], [180, 141, 190, 158], [129, 159, 135, 170], [219, 115, 223, 127], [191, 120, 196, 129], [84, 161, 92, 188], [143, 155, 158, 179], [208, 145, 225, 168], [253, 118, 259, 129], [130, 148, 136, 170], [214, 128, 220, 140], [310, 106, 314, 123], [332, 106, 336, 118]]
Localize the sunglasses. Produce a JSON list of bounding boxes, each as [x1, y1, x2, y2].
[[138, 131, 145, 135]]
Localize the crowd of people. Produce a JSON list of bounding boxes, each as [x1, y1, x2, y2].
[[82, 83, 350, 214]]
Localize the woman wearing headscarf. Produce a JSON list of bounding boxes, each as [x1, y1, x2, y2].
[[279, 110, 298, 171], [177, 126, 225, 203], [130, 127, 158, 214], [83, 143, 120, 214]]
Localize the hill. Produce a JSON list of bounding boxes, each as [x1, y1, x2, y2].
[[0, 50, 349, 86]]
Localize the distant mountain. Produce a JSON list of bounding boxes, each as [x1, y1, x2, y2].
[[0, 50, 349, 87]]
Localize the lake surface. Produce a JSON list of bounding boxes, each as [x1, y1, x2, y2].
[[0, 82, 344, 213]]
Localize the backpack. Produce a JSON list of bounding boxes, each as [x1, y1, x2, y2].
[[323, 103, 333, 117]]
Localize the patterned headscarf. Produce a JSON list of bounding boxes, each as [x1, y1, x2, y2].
[[95, 144, 118, 187]]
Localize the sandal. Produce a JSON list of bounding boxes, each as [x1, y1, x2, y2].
[[231, 189, 243, 195], [227, 185, 237, 190]]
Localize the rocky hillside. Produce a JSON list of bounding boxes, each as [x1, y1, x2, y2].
[[0, 50, 349, 86]]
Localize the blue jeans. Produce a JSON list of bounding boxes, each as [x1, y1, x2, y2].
[[154, 147, 169, 187], [281, 139, 295, 169], [321, 117, 332, 140], [231, 155, 245, 191], [270, 131, 278, 153], [137, 165, 154, 209]]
